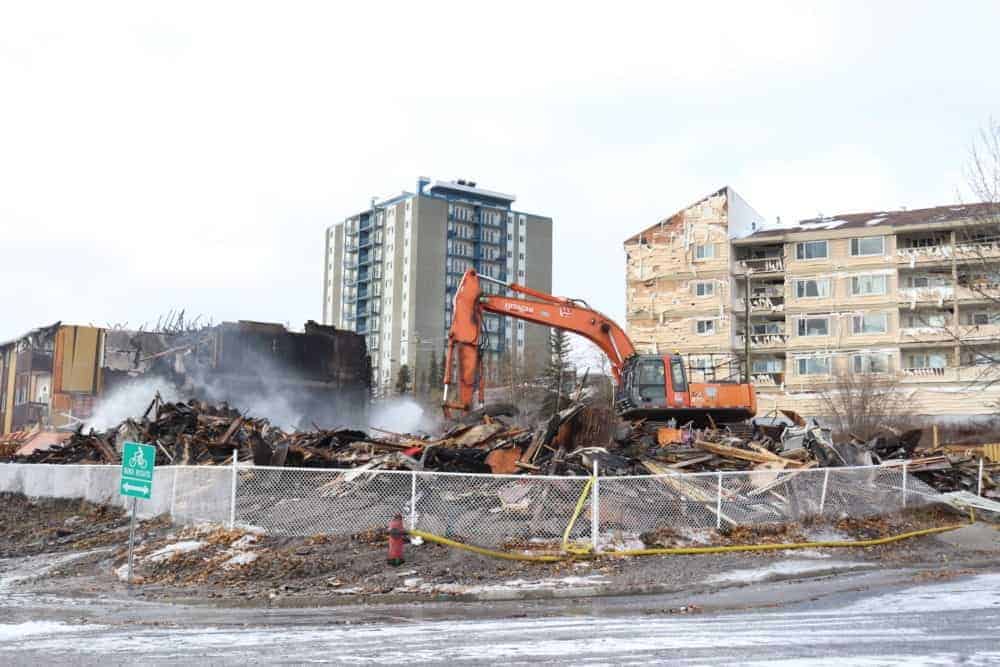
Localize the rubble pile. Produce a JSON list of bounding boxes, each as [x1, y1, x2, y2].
[[2, 396, 997, 497]]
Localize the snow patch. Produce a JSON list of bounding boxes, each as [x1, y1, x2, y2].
[[230, 535, 259, 550], [145, 540, 207, 563], [222, 552, 258, 569], [705, 560, 869, 584], [780, 548, 832, 559], [677, 527, 714, 545], [804, 527, 851, 542], [798, 220, 847, 231]]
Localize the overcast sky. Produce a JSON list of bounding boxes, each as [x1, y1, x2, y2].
[[2, 1, 999, 343]]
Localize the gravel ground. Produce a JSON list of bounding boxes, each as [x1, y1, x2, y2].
[[1, 492, 994, 607]]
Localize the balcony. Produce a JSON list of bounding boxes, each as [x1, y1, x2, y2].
[[750, 371, 785, 387], [899, 326, 954, 344], [735, 333, 789, 349], [737, 295, 785, 313], [896, 244, 952, 266], [734, 256, 784, 274], [902, 366, 948, 378], [898, 285, 954, 305], [955, 237, 1000, 261]]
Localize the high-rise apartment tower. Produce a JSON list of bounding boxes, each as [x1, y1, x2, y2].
[[324, 178, 553, 395]]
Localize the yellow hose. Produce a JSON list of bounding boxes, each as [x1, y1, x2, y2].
[[407, 509, 975, 562], [610, 522, 965, 557], [408, 528, 565, 562], [561, 477, 595, 556]]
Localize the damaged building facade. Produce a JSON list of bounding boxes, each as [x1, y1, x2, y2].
[[624, 188, 1000, 418], [0, 320, 370, 436]]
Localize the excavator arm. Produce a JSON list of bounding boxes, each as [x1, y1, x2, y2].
[[443, 269, 636, 415]]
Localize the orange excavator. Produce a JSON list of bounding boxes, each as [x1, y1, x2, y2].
[[442, 269, 756, 426]]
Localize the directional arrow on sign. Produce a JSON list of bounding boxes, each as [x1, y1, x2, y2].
[[122, 482, 149, 495]]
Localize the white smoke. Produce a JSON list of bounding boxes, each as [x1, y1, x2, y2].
[[368, 398, 429, 434], [85, 376, 183, 431]]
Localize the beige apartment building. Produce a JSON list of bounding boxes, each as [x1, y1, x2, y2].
[[624, 187, 1000, 418]]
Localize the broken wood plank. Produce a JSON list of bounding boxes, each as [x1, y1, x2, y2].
[[694, 439, 806, 468]]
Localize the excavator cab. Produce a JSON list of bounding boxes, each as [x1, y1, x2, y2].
[[617, 353, 754, 426], [618, 354, 687, 418]]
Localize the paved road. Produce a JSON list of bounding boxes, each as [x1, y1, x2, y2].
[[2, 572, 999, 665]]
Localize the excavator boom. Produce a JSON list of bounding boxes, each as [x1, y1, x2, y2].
[[442, 269, 756, 424], [443, 270, 633, 414]]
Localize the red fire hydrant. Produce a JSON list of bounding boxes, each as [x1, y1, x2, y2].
[[387, 513, 405, 566]]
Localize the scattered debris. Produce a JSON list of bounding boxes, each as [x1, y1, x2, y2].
[[2, 392, 997, 498]]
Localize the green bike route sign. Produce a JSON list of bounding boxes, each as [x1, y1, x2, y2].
[[120, 441, 156, 499]]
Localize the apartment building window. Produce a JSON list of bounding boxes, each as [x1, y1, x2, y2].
[[795, 240, 828, 260], [851, 274, 887, 296], [695, 319, 715, 335], [907, 274, 948, 288], [752, 358, 784, 372], [797, 357, 830, 375], [850, 236, 885, 256], [852, 312, 888, 334], [795, 278, 831, 298], [693, 244, 715, 261], [972, 312, 991, 325], [693, 281, 715, 297], [903, 311, 948, 328], [797, 317, 829, 336], [908, 352, 948, 369], [752, 321, 782, 335], [852, 352, 891, 374]]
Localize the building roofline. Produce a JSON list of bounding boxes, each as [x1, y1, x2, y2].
[[740, 202, 999, 240], [428, 180, 516, 203], [623, 186, 730, 245]]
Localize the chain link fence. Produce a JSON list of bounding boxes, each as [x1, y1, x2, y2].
[[0, 462, 941, 548]]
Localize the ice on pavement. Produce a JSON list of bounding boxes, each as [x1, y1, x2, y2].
[[0, 621, 105, 642], [410, 574, 610, 595], [0, 550, 111, 590], [838, 572, 1000, 614], [705, 560, 870, 584]]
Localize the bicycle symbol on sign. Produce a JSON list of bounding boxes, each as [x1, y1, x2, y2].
[[128, 449, 147, 469]]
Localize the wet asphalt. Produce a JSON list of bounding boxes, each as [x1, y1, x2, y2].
[[2, 561, 1000, 665]]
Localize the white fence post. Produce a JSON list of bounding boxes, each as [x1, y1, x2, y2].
[[819, 468, 830, 515], [229, 449, 238, 529], [979, 458, 985, 497], [716, 472, 723, 530], [591, 460, 600, 554], [410, 471, 418, 529], [170, 466, 179, 519], [902, 461, 908, 508]]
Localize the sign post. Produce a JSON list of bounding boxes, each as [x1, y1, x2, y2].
[[120, 441, 156, 586]]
